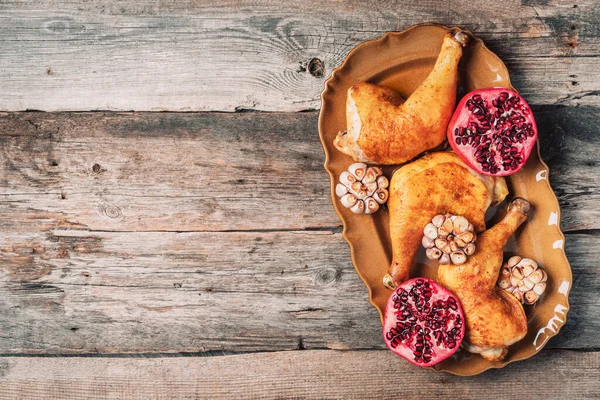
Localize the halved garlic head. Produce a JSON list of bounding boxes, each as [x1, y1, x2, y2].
[[497, 256, 548, 305], [337, 163, 388, 214], [422, 214, 477, 265]]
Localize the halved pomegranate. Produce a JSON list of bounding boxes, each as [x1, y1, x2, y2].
[[448, 88, 538, 176], [383, 278, 465, 367]]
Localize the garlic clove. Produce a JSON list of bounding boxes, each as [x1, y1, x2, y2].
[[450, 251, 467, 265], [377, 175, 389, 189], [340, 171, 356, 186], [374, 188, 388, 204], [365, 181, 378, 197], [443, 218, 454, 234], [426, 247, 442, 260], [507, 256, 522, 268], [336, 183, 349, 197], [512, 267, 525, 281], [464, 243, 476, 256], [340, 193, 357, 208], [524, 291, 539, 305], [512, 290, 524, 303], [528, 269, 544, 284], [521, 263, 536, 277], [539, 269, 548, 283], [454, 237, 466, 248], [350, 181, 362, 192], [363, 167, 381, 184], [458, 231, 474, 244], [434, 238, 447, 250], [519, 278, 535, 292], [364, 198, 380, 214], [439, 253, 451, 265], [509, 275, 521, 288], [467, 223, 474, 232], [533, 282, 546, 296], [349, 181, 368, 199], [519, 258, 537, 276], [422, 236, 435, 249], [500, 265, 511, 277], [348, 163, 367, 180], [497, 277, 511, 289], [448, 239, 459, 252], [350, 199, 365, 214], [432, 214, 446, 228], [438, 227, 450, 238], [423, 223, 438, 240], [453, 216, 469, 234]]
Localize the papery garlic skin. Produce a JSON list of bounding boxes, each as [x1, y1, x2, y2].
[[497, 256, 548, 305], [336, 164, 388, 214], [422, 214, 477, 265]]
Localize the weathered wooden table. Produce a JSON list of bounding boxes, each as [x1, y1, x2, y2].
[[0, 1, 598, 398]]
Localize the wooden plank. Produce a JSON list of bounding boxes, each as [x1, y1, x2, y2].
[[0, 0, 599, 111], [0, 350, 597, 399], [0, 111, 340, 231], [0, 228, 596, 353], [0, 110, 597, 353], [1, 110, 598, 232]]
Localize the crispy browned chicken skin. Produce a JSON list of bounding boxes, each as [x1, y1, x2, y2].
[[334, 32, 468, 164], [437, 198, 530, 361], [383, 152, 508, 288]]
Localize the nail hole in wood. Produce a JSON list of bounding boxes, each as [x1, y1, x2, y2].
[[92, 163, 101, 174], [297, 337, 306, 350]]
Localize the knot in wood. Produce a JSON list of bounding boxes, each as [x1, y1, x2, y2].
[[308, 58, 325, 78], [314, 267, 341, 287], [92, 163, 102, 174], [99, 203, 122, 219]]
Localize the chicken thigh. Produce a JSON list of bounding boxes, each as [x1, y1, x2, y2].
[[437, 198, 530, 361], [383, 152, 508, 288], [334, 31, 469, 164]]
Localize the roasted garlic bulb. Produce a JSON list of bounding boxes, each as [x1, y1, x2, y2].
[[336, 163, 388, 214], [422, 214, 477, 265], [497, 256, 547, 305]]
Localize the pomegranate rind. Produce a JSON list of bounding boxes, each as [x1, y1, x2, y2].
[[447, 88, 538, 177], [382, 277, 465, 367]]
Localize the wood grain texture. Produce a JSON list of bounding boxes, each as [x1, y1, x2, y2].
[[0, 350, 598, 399], [1, 110, 598, 232], [0, 0, 599, 111], [0, 110, 598, 353]]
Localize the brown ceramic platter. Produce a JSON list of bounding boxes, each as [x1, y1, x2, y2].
[[318, 23, 572, 375]]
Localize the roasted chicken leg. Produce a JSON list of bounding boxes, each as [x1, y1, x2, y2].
[[436, 198, 530, 361], [334, 31, 469, 164], [383, 152, 508, 288]]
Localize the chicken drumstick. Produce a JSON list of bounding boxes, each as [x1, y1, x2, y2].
[[436, 198, 530, 361]]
